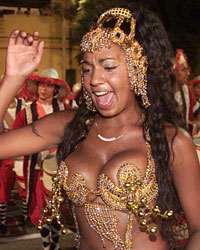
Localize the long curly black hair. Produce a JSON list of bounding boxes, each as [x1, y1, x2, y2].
[[57, 3, 185, 249], [131, 6, 186, 249]]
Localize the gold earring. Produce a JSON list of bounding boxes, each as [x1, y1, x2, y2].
[[126, 46, 150, 108], [82, 86, 96, 112], [81, 73, 96, 112]]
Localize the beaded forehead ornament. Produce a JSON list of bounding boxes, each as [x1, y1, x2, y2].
[[80, 8, 150, 108]]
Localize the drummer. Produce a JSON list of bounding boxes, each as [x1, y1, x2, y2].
[[12, 68, 73, 250]]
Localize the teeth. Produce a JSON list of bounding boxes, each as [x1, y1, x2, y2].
[[95, 92, 108, 96]]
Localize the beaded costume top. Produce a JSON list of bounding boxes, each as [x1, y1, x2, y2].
[[61, 141, 157, 209], [39, 128, 173, 249], [63, 142, 157, 250], [56, 138, 172, 249]]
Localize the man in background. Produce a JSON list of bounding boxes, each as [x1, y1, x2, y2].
[[13, 68, 72, 249], [173, 49, 199, 134]]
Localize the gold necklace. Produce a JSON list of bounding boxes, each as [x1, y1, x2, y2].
[[95, 121, 124, 142]]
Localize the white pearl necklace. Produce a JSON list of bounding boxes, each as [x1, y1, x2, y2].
[[97, 133, 124, 142], [95, 122, 124, 142]]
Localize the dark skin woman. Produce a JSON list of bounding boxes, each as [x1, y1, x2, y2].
[[0, 5, 200, 250]]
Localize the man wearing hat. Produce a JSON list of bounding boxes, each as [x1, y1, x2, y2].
[[0, 80, 34, 234], [187, 78, 200, 135], [174, 49, 199, 134], [12, 68, 72, 248], [188, 78, 200, 103], [189, 78, 200, 164]]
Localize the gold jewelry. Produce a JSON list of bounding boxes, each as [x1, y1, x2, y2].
[[80, 8, 150, 108], [81, 73, 96, 112], [82, 86, 97, 112]]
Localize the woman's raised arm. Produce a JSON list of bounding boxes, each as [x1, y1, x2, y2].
[[0, 30, 76, 160], [0, 30, 44, 132]]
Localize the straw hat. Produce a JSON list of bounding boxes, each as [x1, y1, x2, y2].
[[26, 68, 73, 100], [195, 75, 200, 80], [72, 82, 81, 94]]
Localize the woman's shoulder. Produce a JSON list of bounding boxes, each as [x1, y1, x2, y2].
[[165, 124, 194, 150], [165, 123, 191, 144], [165, 124, 198, 170]]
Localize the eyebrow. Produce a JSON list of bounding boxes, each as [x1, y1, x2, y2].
[[99, 58, 117, 62], [82, 57, 117, 65]]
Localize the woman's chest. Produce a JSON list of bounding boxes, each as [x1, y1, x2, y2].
[[65, 138, 148, 189], [62, 137, 157, 207]]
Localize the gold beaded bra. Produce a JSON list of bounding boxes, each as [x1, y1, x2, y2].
[[39, 131, 173, 249]]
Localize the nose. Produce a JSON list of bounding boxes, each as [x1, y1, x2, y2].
[[40, 84, 47, 90], [90, 68, 104, 87]]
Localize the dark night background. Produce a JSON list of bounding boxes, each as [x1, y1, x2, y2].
[[67, 0, 200, 77], [1, 0, 200, 76]]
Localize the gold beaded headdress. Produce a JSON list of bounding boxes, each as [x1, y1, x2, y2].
[[80, 8, 150, 108]]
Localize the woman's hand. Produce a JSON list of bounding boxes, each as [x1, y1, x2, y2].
[[4, 30, 44, 82], [0, 30, 44, 133]]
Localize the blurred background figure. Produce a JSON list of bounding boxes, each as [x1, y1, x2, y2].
[[40, 3, 52, 16], [189, 78, 200, 104], [0, 78, 34, 234], [24, 7, 30, 16], [173, 49, 199, 134], [12, 68, 72, 249], [62, 81, 81, 109], [16, 7, 23, 14], [72, 82, 81, 109], [188, 78, 200, 161]]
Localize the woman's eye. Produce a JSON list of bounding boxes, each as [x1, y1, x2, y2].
[[82, 68, 92, 74], [104, 66, 117, 71]]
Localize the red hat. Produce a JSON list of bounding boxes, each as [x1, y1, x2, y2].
[[60, 82, 82, 106], [26, 68, 75, 100], [16, 81, 37, 101], [188, 79, 200, 86], [173, 49, 191, 73], [0, 74, 34, 101]]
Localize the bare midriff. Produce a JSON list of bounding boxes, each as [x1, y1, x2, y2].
[[75, 205, 168, 250]]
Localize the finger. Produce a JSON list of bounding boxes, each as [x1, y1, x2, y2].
[[33, 31, 39, 40], [24, 34, 34, 45], [8, 30, 20, 46], [16, 30, 27, 45], [32, 31, 40, 48], [33, 41, 44, 66]]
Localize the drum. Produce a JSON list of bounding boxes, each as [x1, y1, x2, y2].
[[41, 151, 58, 192], [41, 152, 76, 231]]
